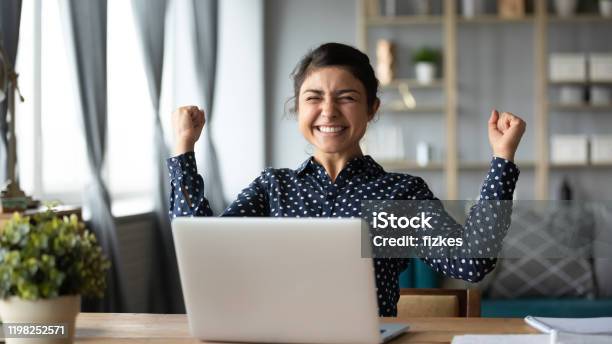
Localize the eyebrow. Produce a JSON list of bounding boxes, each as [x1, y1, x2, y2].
[[301, 89, 361, 95]]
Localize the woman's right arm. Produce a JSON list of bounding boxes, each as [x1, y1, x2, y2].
[[168, 106, 270, 218]]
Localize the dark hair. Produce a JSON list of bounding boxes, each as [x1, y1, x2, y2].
[[289, 42, 379, 114]]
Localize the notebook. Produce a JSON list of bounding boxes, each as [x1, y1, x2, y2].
[[452, 333, 612, 344], [524, 316, 612, 334]]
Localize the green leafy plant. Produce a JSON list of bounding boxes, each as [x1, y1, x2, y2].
[[0, 211, 110, 300], [412, 47, 440, 64]]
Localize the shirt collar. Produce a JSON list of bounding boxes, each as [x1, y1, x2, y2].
[[295, 155, 385, 177]]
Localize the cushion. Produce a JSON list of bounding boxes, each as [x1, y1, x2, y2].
[[487, 205, 596, 299]]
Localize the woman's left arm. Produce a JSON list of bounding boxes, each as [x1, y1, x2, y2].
[[417, 110, 526, 282]]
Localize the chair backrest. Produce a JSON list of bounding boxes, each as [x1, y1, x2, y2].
[[397, 288, 481, 318]]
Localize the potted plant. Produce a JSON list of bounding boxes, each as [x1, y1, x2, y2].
[[0, 211, 110, 344], [413, 47, 440, 84]]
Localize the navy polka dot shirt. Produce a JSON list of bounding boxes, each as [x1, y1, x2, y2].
[[167, 152, 519, 316]]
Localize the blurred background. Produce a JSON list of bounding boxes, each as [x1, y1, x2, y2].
[[1, 0, 611, 317]]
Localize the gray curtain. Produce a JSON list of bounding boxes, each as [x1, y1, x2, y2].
[[131, 0, 184, 313], [59, 0, 126, 312], [192, 0, 225, 214], [0, 0, 22, 187]]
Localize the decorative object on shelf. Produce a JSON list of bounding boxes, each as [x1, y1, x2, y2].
[[560, 177, 573, 200], [601, 0, 612, 17], [590, 135, 612, 164], [462, 0, 483, 18], [588, 53, 612, 82], [498, 0, 525, 18], [416, 141, 431, 167], [554, 0, 578, 17], [549, 53, 587, 82], [0, 210, 110, 344], [414, 0, 432, 15], [551, 135, 588, 164], [397, 82, 417, 109], [0, 39, 37, 214], [412, 47, 439, 84], [559, 85, 585, 105], [382, 0, 397, 16], [376, 39, 396, 86], [590, 86, 612, 105]]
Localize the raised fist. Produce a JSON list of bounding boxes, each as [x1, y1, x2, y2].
[[488, 109, 526, 162], [172, 105, 205, 155]]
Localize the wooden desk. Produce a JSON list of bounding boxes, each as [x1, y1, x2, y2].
[[74, 313, 539, 344]]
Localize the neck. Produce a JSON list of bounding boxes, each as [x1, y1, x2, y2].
[[313, 147, 364, 183]]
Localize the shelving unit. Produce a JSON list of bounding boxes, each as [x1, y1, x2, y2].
[[358, 0, 612, 200]]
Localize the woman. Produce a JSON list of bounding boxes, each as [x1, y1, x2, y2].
[[168, 42, 526, 316]]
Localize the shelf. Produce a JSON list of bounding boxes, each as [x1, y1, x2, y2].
[[378, 160, 536, 171], [550, 162, 612, 169], [380, 105, 444, 113], [549, 80, 612, 86], [458, 15, 535, 24], [549, 104, 612, 111], [548, 15, 612, 23], [366, 15, 443, 26], [381, 78, 444, 90], [459, 161, 536, 170], [378, 160, 445, 171]]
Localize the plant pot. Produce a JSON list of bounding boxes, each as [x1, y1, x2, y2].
[[415, 62, 436, 84], [601, 0, 612, 17], [0, 295, 81, 344], [462, 0, 483, 18], [554, 0, 578, 17]]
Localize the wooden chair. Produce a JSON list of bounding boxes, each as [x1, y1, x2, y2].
[[396, 288, 481, 318]]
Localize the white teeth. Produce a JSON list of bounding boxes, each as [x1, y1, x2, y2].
[[318, 126, 344, 133]]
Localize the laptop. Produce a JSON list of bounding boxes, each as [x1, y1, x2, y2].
[[171, 217, 408, 344]]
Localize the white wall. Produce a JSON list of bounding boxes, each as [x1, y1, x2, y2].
[[214, 0, 265, 201]]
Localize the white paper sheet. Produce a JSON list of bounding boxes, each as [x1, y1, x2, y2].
[[524, 316, 612, 334], [452, 333, 612, 344]]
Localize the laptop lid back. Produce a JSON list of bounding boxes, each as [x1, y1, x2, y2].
[[172, 218, 380, 344]]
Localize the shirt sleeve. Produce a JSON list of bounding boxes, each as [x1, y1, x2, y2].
[[167, 152, 270, 219], [414, 156, 520, 282], [167, 152, 212, 218]]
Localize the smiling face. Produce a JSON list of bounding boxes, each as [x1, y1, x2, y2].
[[298, 66, 378, 159]]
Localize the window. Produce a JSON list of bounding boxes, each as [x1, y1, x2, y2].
[[15, 0, 155, 215]]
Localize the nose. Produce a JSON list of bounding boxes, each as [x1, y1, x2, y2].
[[320, 98, 338, 119]]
